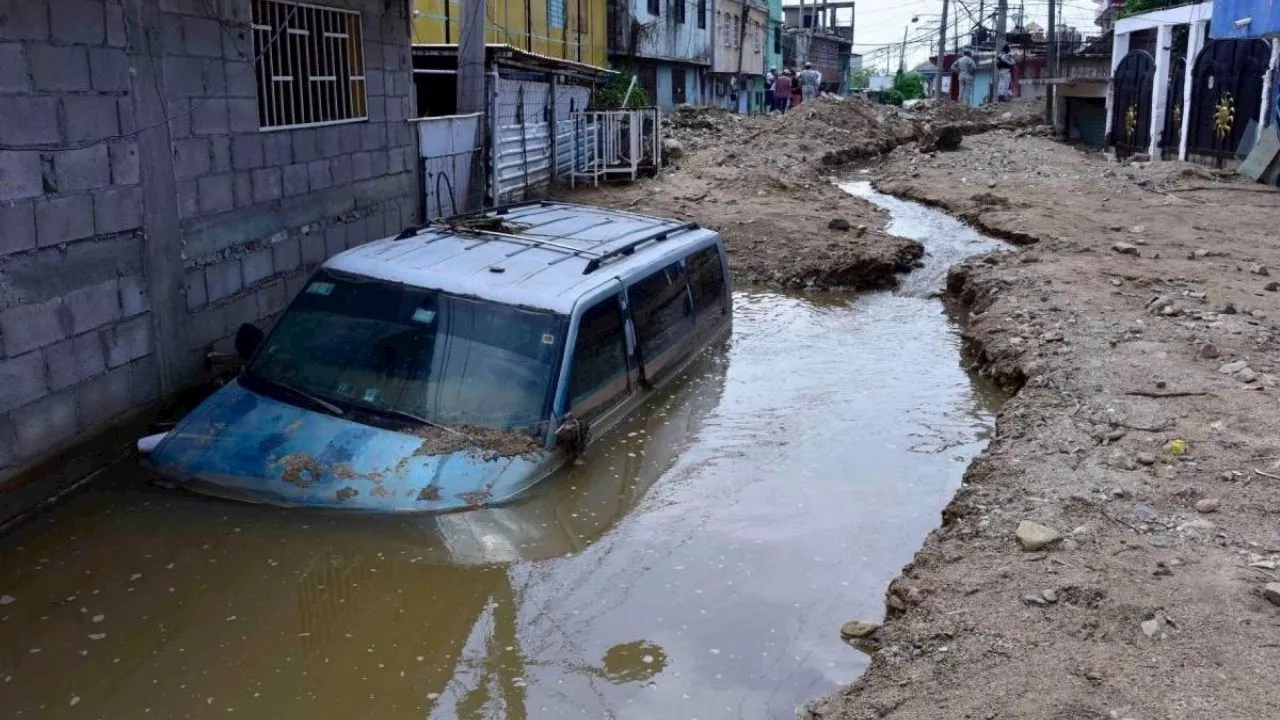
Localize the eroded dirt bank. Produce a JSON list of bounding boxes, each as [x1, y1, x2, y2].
[[555, 99, 1039, 289], [808, 132, 1280, 719]]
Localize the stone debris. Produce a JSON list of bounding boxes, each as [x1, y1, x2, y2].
[[839, 621, 880, 640], [1195, 498, 1221, 514], [1264, 584, 1280, 607], [1015, 520, 1062, 551], [1111, 242, 1140, 256]]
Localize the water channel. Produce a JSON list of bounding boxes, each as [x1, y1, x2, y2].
[[0, 183, 1007, 719]]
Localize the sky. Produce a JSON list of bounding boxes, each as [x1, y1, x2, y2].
[[783, 0, 1104, 72]]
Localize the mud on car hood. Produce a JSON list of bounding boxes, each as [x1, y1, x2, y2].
[[148, 381, 556, 512]]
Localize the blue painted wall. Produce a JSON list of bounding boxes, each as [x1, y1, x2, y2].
[[1212, 0, 1280, 40]]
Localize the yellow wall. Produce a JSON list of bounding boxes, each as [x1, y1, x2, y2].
[[412, 0, 608, 69]]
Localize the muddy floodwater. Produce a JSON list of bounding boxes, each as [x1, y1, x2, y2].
[[0, 184, 1006, 719]]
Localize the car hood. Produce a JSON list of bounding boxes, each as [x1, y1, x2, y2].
[[148, 381, 558, 512]]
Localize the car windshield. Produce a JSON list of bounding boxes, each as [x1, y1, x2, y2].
[[247, 271, 566, 435]]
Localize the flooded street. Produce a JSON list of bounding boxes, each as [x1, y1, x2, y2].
[[0, 186, 1006, 719]]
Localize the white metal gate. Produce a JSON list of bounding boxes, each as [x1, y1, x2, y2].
[[415, 113, 483, 221], [491, 76, 595, 203]]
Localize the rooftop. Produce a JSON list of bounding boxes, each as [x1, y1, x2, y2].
[[323, 202, 716, 314]]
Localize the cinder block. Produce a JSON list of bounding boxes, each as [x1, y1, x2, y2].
[[163, 56, 205, 98], [0, 296, 64, 355], [53, 145, 111, 193], [118, 97, 136, 135], [262, 133, 292, 166], [365, 69, 384, 97], [31, 45, 90, 92], [369, 150, 389, 177], [344, 217, 368, 248], [0, 351, 48, 414], [307, 159, 332, 190], [183, 15, 224, 57], [118, 274, 148, 317], [382, 208, 399, 238], [251, 167, 282, 203], [318, 126, 342, 156], [387, 145, 405, 174], [75, 366, 132, 430], [0, 44, 30, 93], [340, 124, 363, 154], [127, 354, 161, 405], [282, 163, 309, 197], [231, 134, 263, 169], [109, 141, 140, 185], [0, 151, 43, 201], [94, 186, 144, 234], [350, 152, 372, 181], [51, 0, 106, 45], [187, 305, 228, 349], [293, 131, 320, 163], [384, 96, 406, 122], [65, 280, 122, 335], [184, 268, 207, 311], [64, 95, 121, 143], [240, 248, 274, 286], [233, 171, 252, 207], [367, 95, 386, 122], [228, 97, 258, 133], [324, 225, 345, 257], [176, 179, 199, 219], [191, 97, 229, 135], [271, 236, 300, 274], [0, 2, 50, 40], [255, 279, 289, 318], [36, 195, 95, 247], [210, 136, 231, 173], [205, 258, 242, 302], [173, 138, 212, 180], [0, 418, 13, 470], [0, 200, 36, 257], [105, 2, 126, 46], [12, 389, 78, 458], [299, 232, 326, 266], [47, 331, 105, 391], [330, 155, 352, 186], [0, 97, 59, 146], [88, 47, 129, 92], [198, 174, 234, 214], [104, 314, 153, 368], [225, 60, 256, 96]]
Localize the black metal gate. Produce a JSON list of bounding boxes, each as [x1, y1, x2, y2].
[[1160, 57, 1187, 150], [1110, 51, 1155, 157], [1186, 39, 1270, 158]]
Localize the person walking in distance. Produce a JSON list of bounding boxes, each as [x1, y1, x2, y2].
[[953, 50, 977, 106], [996, 44, 1015, 101], [765, 67, 778, 113], [772, 69, 793, 113], [799, 62, 823, 104]]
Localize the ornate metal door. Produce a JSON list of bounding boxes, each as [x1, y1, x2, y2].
[[1110, 51, 1155, 157], [1160, 57, 1187, 150], [1185, 39, 1270, 157]]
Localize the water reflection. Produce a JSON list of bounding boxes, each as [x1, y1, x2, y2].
[[0, 186, 1007, 719]]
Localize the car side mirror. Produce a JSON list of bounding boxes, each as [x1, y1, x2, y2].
[[555, 415, 586, 455], [234, 323, 265, 361]]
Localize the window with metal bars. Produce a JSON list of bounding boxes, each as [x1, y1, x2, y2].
[[252, 0, 368, 131], [647, 0, 659, 16], [674, 0, 685, 24], [697, 0, 706, 29], [549, 0, 566, 28]]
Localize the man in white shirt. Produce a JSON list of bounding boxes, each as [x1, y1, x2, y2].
[[798, 62, 823, 103], [953, 50, 977, 106]]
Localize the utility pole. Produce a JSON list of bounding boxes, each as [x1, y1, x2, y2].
[[935, 0, 949, 98], [991, 0, 1007, 103], [457, 0, 486, 209], [1045, 0, 1056, 122], [900, 26, 908, 74], [799, 0, 807, 62]]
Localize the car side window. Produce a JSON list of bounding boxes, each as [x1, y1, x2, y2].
[[629, 263, 694, 363], [686, 245, 727, 317], [569, 295, 630, 414]]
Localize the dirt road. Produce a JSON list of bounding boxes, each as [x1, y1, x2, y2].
[[807, 133, 1280, 718]]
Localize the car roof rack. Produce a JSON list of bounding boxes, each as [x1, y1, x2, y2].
[[581, 222, 699, 275]]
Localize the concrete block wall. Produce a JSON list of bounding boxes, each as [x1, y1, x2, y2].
[[0, 0, 417, 488]]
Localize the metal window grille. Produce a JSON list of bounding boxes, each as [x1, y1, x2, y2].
[[697, 0, 706, 29], [647, 0, 660, 17], [674, 0, 685, 24], [252, 0, 368, 131], [549, 0, 566, 28]]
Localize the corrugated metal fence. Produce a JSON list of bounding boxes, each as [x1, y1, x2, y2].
[[493, 77, 595, 202]]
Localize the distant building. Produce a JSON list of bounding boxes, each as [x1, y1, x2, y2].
[[608, 0, 714, 111], [707, 0, 769, 113]]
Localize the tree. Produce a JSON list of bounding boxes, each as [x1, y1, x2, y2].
[[850, 67, 873, 90], [1122, 0, 1167, 16], [594, 72, 650, 109], [892, 71, 925, 101]]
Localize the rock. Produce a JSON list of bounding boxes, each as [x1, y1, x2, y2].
[[1199, 343, 1220, 359], [1130, 225, 1147, 234], [1195, 498, 1220, 513], [1023, 593, 1048, 606], [1016, 520, 1063, 551], [886, 594, 907, 613], [1041, 330, 1064, 342], [1061, 538, 1080, 551], [1267, 282, 1280, 292], [1237, 367, 1258, 383], [1192, 248, 1210, 259], [1115, 455, 1139, 471], [924, 125, 964, 152], [839, 621, 880, 640], [1264, 583, 1280, 606], [661, 137, 684, 159], [1218, 360, 1250, 375], [1106, 429, 1127, 442], [1250, 264, 1271, 277], [828, 218, 851, 231], [0, 595, 13, 606], [1141, 619, 1160, 638], [1133, 504, 1159, 521], [1111, 242, 1140, 256], [855, 224, 868, 237], [1136, 452, 1157, 466], [1222, 303, 1239, 315], [1181, 518, 1216, 532], [1042, 589, 1059, 604]]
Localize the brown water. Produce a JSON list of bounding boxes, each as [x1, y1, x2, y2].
[[0, 185, 1006, 719]]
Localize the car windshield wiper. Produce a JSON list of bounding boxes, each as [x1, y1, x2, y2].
[[246, 373, 345, 417], [344, 402, 470, 438]]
